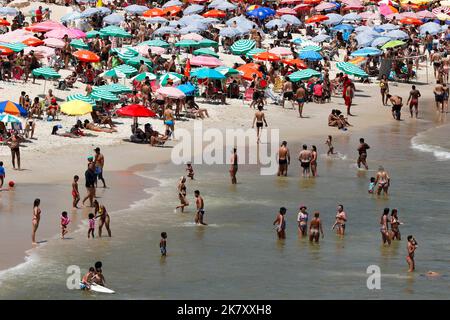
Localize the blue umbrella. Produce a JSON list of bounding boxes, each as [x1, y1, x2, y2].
[[192, 68, 226, 80], [219, 27, 240, 38], [203, 18, 220, 25], [60, 11, 82, 22], [299, 50, 323, 61], [184, 5, 204, 15], [215, 2, 237, 11], [355, 34, 375, 48], [323, 13, 343, 26], [266, 19, 287, 29], [145, 17, 168, 25], [386, 30, 409, 40], [226, 15, 256, 28], [332, 24, 354, 32], [177, 83, 196, 96], [247, 7, 276, 20], [0, 8, 18, 16], [374, 24, 399, 32], [179, 26, 201, 34], [371, 36, 392, 48], [351, 47, 382, 57], [162, 0, 182, 8], [168, 20, 185, 27], [343, 13, 361, 22], [179, 15, 204, 25], [124, 5, 149, 15], [103, 13, 124, 25], [312, 34, 331, 43], [154, 27, 179, 36], [355, 26, 373, 33], [281, 14, 301, 25], [419, 22, 441, 35]]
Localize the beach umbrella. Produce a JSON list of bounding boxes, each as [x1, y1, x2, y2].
[[299, 50, 323, 61], [156, 87, 186, 99], [435, 13, 450, 21], [143, 8, 165, 17], [32, 67, 60, 79], [253, 51, 281, 62], [266, 19, 287, 29], [22, 37, 44, 47], [140, 39, 169, 48], [124, 5, 149, 15], [300, 45, 322, 52], [103, 13, 125, 25], [203, 18, 220, 25], [145, 17, 169, 25], [0, 113, 21, 124], [351, 47, 382, 56], [355, 33, 375, 48], [190, 55, 222, 67], [381, 40, 406, 50], [102, 69, 127, 79], [343, 12, 362, 22], [133, 72, 157, 82], [280, 14, 301, 25], [400, 18, 423, 25], [114, 64, 138, 77], [192, 67, 226, 79], [312, 34, 331, 43], [181, 33, 204, 41], [116, 105, 156, 124], [73, 50, 100, 62], [399, 12, 419, 19], [419, 22, 442, 35], [90, 90, 119, 103], [0, 19, 11, 26], [100, 26, 131, 38], [60, 11, 82, 23], [160, 72, 183, 86], [215, 66, 240, 76], [315, 2, 337, 11], [359, 12, 379, 20], [163, 6, 183, 16], [277, 8, 297, 15], [331, 24, 354, 32], [371, 36, 392, 47], [374, 24, 399, 32], [0, 101, 27, 116], [99, 84, 132, 94], [230, 39, 256, 55], [86, 30, 101, 39], [236, 64, 262, 81], [26, 21, 64, 32], [60, 100, 93, 116], [193, 48, 219, 58], [323, 13, 343, 25], [175, 39, 199, 48], [153, 26, 180, 36], [355, 26, 373, 33], [269, 47, 292, 56], [81, 7, 108, 18], [226, 15, 256, 27], [385, 30, 409, 40], [246, 48, 266, 58], [125, 56, 153, 69], [203, 9, 226, 18], [70, 39, 89, 49], [45, 28, 85, 39], [288, 69, 321, 82], [336, 61, 368, 77], [219, 27, 240, 38], [0, 8, 18, 16], [184, 5, 204, 15], [417, 10, 436, 19], [177, 83, 196, 96], [0, 42, 27, 52], [215, 2, 237, 11], [281, 58, 307, 69], [162, 0, 183, 8], [306, 15, 329, 23], [247, 7, 276, 20], [197, 39, 218, 48], [44, 38, 65, 48], [110, 47, 138, 61], [432, 7, 450, 16], [66, 94, 96, 105]]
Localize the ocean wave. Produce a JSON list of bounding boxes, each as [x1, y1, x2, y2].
[[411, 136, 450, 161]]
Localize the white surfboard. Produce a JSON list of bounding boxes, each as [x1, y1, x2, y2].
[[79, 282, 115, 294]]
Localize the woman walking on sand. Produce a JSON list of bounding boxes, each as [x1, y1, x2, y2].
[[32, 198, 41, 245]]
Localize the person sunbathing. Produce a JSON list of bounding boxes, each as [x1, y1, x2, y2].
[[186, 101, 209, 119], [95, 111, 116, 128], [150, 130, 169, 147], [83, 120, 117, 133], [51, 125, 81, 138]]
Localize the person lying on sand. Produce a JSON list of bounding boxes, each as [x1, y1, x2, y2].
[[83, 120, 117, 133], [51, 125, 81, 138], [150, 130, 169, 147]]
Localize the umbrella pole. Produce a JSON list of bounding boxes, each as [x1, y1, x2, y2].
[[43, 79, 47, 94]]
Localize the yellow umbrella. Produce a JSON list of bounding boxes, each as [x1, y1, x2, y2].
[[60, 100, 93, 116], [400, 0, 432, 4], [436, 13, 450, 21]]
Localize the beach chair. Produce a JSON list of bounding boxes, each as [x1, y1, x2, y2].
[[243, 88, 255, 105]]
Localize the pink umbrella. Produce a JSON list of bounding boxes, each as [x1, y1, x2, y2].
[[315, 2, 337, 11], [43, 38, 65, 48], [68, 28, 86, 39], [281, 0, 303, 3], [379, 4, 396, 17], [45, 27, 85, 39], [150, 46, 166, 55], [277, 7, 297, 15], [24, 46, 55, 59], [359, 12, 379, 20], [344, 4, 364, 10], [385, 13, 401, 20], [417, 10, 435, 19], [180, 33, 204, 41], [341, 0, 362, 5], [269, 47, 292, 56], [0, 29, 34, 43], [399, 12, 418, 19], [26, 21, 65, 32], [156, 87, 186, 99], [294, 4, 312, 11], [190, 55, 222, 67]]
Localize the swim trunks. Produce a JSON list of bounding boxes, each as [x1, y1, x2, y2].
[[164, 120, 174, 126], [279, 159, 287, 165], [301, 161, 310, 169], [284, 91, 293, 100], [256, 121, 263, 128]]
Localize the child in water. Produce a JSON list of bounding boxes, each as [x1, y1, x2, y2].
[[186, 163, 194, 180], [325, 135, 336, 156], [61, 211, 70, 239], [368, 177, 376, 194], [88, 213, 95, 238], [160, 232, 167, 257], [0, 161, 5, 189], [72, 175, 80, 209]]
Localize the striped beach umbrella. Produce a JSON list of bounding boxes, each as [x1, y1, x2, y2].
[[70, 39, 89, 49], [60, 100, 93, 116], [66, 94, 96, 105], [102, 69, 127, 79], [139, 39, 170, 48], [91, 90, 120, 103], [114, 64, 138, 77], [100, 26, 132, 38], [336, 62, 368, 77], [175, 39, 199, 48], [300, 45, 322, 52], [0, 101, 27, 116], [133, 72, 157, 81], [245, 48, 266, 58], [125, 56, 153, 69], [32, 67, 61, 79], [0, 42, 27, 52], [230, 39, 256, 55], [197, 38, 218, 48], [193, 48, 219, 58], [299, 50, 323, 61], [159, 72, 183, 86], [99, 84, 133, 94], [111, 48, 138, 61], [86, 30, 102, 39], [288, 69, 321, 82], [0, 113, 21, 123], [215, 66, 240, 76]]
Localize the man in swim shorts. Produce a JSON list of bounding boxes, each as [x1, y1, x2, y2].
[[252, 104, 268, 144], [194, 190, 207, 225], [407, 85, 421, 118], [282, 76, 295, 109], [386, 94, 403, 121], [277, 141, 290, 176], [357, 138, 370, 170], [94, 147, 106, 188], [298, 144, 312, 178], [295, 84, 306, 118]]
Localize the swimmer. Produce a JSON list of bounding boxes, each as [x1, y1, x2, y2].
[[406, 235, 418, 272], [297, 205, 308, 237], [72, 175, 80, 209], [194, 190, 207, 225], [186, 163, 194, 180], [176, 176, 189, 213], [325, 136, 336, 156], [88, 213, 95, 239], [273, 207, 287, 240], [309, 211, 324, 243], [252, 104, 268, 144], [332, 205, 347, 236], [277, 141, 290, 177]]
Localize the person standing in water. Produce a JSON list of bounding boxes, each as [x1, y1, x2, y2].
[[390, 209, 402, 241], [298, 144, 312, 178], [194, 190, 207, 225], [375, 166, 390, 196], [229, 148, 238, 185], [407, 85, 421, 118], [60, 211, 70, 239], [160, 232, 167, 257], [252, 104, 268, 144], [72, 175, 80, 209], [176, 176, 189, 213], [94, 147, 106, 188], [332, 205, 347, 236], [310, 145, 318, 177], [297, 205, 308, 237], [32, 198, 41, 245], [386, 94, 403, 121], [357, 138, 370, 170], [380, 208, 391, 246], [277, 141, 290, 176], [309, 211, 324, 243], [82, 163, 96, 207], [406, 235, 418, 272], [94, 200, 111, 237], [273, 207, 287, 240], [325, 135, 336, 156]]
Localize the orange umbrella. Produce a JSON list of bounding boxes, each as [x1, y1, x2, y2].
[[163, 6, 182, 16], [203, 9, 226, 18], [253, 51, 281, 62], [400, 17, 423, 25], [303, 0, 321, 4], [0, 19, 10, 26], [22, 37, 45, 47], [73, 50, 100, 63], [306, 14, 329, 23], [0, 46, 13, 55], [282, 58, 307, 69], [236, 63, 262, 81], [143, 8, 165, 17]]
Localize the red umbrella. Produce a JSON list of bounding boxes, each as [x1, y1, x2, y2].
[[303, 0, 321, 5], [253, 51, 281, 62], [282, 58, 307, 69], [203, 9, 226, 18], [306, 15, 329, 23], [73, 50, 100, 63], [0, 19, 11, 26], [294, 4, 312, 12], [22, 37, 45, 47], [116, 104, 157, 118], [400, 17, 423, 25], [163, 6, 182, 16], [143, 8, 165, 17], [0, 46, 14, 55]]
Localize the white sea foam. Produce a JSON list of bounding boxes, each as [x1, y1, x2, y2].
[[411, 128, 450, 161]]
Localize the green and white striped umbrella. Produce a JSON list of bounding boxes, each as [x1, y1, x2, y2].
[[100, 26, 131, 38], [113, 64, 138, 77], [91, 90, 120, 103], [299, 45, 322, 52], [32, 67, 61, 79], [133, 72, 157, 81], [86, 30, 102, 39], [111, 48, 138, 61], [0, 42, 27, 52], [245, 48, 265, 58], [159, 72, 183, 86], [102, 69, 127, 79], [0, 113, 21, 124], [70, 39, 89, 49], [215, 66, 239, 76], [175, 39, 199, 48], [98, 84, 132, 94], [66, 94, 96, 105], [288, 69, 321, 82], [197, 39, 218, 48], [125, 56, 153, 69], [230, 39, 256, 55], [336, 62, 368, 78], [193, 48, 219, 58], [139, 39, 170, 48]]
